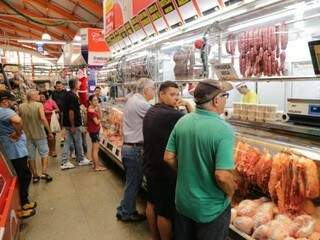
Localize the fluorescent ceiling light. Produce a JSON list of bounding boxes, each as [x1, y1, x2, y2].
[[17, 39, 66, 45]]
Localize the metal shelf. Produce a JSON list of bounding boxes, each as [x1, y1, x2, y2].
[[225, 75, 320, 82]]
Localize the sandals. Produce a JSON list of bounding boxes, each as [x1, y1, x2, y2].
[[94, 167, 107, 171], [32, 176, 40, 184], [40, 173, 53, 183]]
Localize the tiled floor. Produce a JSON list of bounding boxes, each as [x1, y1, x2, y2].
[[19, 139, 149, 240]]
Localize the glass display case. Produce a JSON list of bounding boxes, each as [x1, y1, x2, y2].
[[99, 0, 320, 239]]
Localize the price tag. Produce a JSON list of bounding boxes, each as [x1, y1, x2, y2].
[[148, 3, 162, 22], [120, 26, 127, 38], [159, 0, 175, 15], [139, 10, 151, 27], [158, 0, 182, 28], [213, 63, 238, 80], [147, 2, 168, 33], [195, 0, 220, 15], [176, 0, 191, 7], [131, 16, 142, 32], [124, 22, 134, 35]]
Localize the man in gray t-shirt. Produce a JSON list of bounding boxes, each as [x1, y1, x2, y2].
[[116, 78, 155, 222]]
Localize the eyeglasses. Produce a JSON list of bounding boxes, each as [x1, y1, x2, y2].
[[217, 92, 229, 99]]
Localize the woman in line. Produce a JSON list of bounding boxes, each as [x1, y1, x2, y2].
[[87, 95, 106, 171], [40, 91, 59, 157]]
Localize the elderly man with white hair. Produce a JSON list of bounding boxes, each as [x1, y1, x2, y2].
[[19, 89, 53, 183], [116, 78, 155, 222]]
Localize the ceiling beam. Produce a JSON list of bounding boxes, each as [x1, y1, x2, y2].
[[76, 0, 102, 19], [0, 1, 75, 38], [24, 0, 92, 28], [0, 16, 66, 41]]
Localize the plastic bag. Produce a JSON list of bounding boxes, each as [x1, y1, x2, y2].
[[50, 111, 61, 133]]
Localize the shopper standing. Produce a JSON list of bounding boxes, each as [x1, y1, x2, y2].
[[0, 90, 37, 218], [52, 81, 67, 127], [60, 79, 91, 170], [19, 90, 53, 183], [87, 95, 106, 171], [116, 78, 155, 222], [93, 86, 102, 103], [143, 81, 191, 240], [164, 80, 238, 240], [40, 91, 59, 157]]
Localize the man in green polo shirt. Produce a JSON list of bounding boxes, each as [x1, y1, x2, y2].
[[164, 80, 238, 240]]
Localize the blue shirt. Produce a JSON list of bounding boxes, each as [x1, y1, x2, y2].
[[0, 107, 28, 160]]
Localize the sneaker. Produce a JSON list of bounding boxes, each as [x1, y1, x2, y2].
[[117, 212, 146, 222], [78, 158, 91, 166], [60, 162, 76, 170], [18, 209, 36, 219], [22, 202, 37, 210]]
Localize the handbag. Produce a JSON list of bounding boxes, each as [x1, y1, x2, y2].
[[50, 111, 61, 133]]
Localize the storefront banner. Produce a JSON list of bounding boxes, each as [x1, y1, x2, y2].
[[195, 0, 220, 15], [158, 0, 183, 28], [88, 28, 109, 52], [174, 0, 199, 22], [147, 2, 168, 33], [138, 9, 157, 37], [104, 0, 114, 35]]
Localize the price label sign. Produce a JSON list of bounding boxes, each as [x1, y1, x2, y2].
[[213, 63, 238, 81], [125, 22, 134, 35], [174, 0, 199, 22], [130, 16, 147, 41], [131, 16, 142, 32], [195, 0, 220, 15], [138, 9, 156, 37], [158, 0, 182, 28], [120, 26, 131, 47], [147, 2, 168, 33]]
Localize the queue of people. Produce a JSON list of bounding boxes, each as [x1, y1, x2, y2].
[[0, 79, 107, 220], [115, 78, 238, 240]]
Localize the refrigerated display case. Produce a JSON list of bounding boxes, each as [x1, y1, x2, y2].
[[100, 0, 320, 238], [0, 147, 20, 240]]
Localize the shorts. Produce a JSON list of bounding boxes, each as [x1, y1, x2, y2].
[[27, 138, 49, 160], [146, 178, 176, 220], [89, 132, 100, 143]]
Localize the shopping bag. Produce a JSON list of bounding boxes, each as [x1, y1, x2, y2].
[[50, 111, 61, 133]]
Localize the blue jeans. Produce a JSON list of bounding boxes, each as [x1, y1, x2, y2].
[[61, 127, 84, 164], [70, 132, 87, 155], [117, 145, 143, 217], [175, 205, 231, 240]]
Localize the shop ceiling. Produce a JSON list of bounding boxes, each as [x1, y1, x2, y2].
[[0, 0, 102, 58]]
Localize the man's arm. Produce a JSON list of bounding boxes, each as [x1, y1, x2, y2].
[[39, 105, 53, 137], [9, 115, 23, 141], [215, 170, 238, 200], [164, 151, 177, 170]]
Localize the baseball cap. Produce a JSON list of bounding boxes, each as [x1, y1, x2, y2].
[[194, 79, 233, 105], [0, 90, 16, 102]]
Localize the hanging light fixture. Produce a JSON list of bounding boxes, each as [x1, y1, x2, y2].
[[41, 33, 51, 41]]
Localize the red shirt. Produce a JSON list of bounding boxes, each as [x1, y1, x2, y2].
[[87, 108, 100, 133], [43, 99, 58, 124]]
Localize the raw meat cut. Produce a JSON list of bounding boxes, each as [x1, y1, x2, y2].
[[290, 215, 315, 238], [253, 202, 276, 229], [252, 224, 270, 240], [233, 216, 254, 235]]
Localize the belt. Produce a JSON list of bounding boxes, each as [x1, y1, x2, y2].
[[123, 142, 143, 147]]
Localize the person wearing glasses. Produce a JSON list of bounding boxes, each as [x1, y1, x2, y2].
[[164, 80, 238, 240], [236, 82, 258, 104]]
